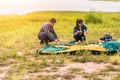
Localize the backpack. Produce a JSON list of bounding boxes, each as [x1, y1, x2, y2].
[[104, 35, 112, 42]]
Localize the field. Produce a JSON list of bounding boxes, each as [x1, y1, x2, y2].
[[0, 11, 120, 80]]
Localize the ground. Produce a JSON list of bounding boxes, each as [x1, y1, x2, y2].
[[0, 11, 120, 80]]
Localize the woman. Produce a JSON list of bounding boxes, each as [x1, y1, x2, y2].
[[74, 19, 88, 44]]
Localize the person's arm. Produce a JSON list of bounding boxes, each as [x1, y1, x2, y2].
[[52, 28, 60, 42], [84, 25, 88, 34], [74, 27, 80, 35], [52, 28, 58, 39]]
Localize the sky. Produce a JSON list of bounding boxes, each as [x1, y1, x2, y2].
[[0, 0, 120, 14]]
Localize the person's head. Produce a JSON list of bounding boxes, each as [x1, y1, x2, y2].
[[76, 19, 83, 27], [48, 18, 56, 26]]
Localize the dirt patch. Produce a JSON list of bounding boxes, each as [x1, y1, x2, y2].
[[74, 75, 87, 80], [22, 62, 112, 80], [7, 62, 120, 80], [0, 65, 11, 79], [58, 62, 110, 73]]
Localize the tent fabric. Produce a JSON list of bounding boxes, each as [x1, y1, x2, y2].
[[99, 41, 120, 51], [37, 40, 76, 54], [37, 41, 112, 53], [37, 45, 68, 54], [37, 41, 119, 54]]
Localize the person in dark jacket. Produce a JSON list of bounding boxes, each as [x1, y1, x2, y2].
[[38, 18, 60, 45], [74, 19, 88, 44]]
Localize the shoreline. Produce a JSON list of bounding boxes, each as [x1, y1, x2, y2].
[[0, 10, 120, 15]]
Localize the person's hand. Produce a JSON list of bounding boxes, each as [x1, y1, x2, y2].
[[79, 30, 82, 33], [55, 39, 60, 42], [57, 39, 60, 42], [86, 31, 88, 34], [76, 31, 81, 34], [55, 39, 60, 44]]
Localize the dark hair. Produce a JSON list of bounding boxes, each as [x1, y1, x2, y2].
[[49, 18, 56, 23], [76, 19, 83, 26]]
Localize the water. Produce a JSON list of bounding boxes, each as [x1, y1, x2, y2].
[[0, 0, 120, 15]]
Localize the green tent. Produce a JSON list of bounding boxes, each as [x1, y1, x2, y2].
[[37, 40, 120, 54]]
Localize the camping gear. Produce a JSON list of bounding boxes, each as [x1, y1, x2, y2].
[[104, 34, 112, 42], [37, 41, 120, 54], [37, 40, 120, 54], [99, 41, 119, 52]]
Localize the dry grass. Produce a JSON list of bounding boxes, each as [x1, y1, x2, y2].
[[0, 11, 120, 80]]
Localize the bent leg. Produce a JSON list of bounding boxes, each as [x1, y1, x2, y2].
[[81, 35, 86, 42], [74, 35, 82, 42], [38, 32, 55, 45], [38, 32, 48, 44]]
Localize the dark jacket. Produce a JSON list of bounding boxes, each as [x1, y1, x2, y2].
[[39, 22, 58, 41], [74, 25, 87, 37]]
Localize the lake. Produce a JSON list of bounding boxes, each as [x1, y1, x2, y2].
[[0, 0, 120, 15]]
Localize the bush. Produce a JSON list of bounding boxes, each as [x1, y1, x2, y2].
[[85, 13, 103, 24]]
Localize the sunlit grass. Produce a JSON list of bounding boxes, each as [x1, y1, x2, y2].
[[0, 11, 120, 79]]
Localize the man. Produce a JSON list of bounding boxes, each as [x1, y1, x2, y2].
[[74, 19, 88, 44], [38, 18, 59, 45]]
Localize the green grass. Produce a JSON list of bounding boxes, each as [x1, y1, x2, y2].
[[68, 67, 82, 74], [110, 54, 120, 65], [112, 75, 120, 80], [0, 11, 120, 79], [101, 65, 120, 72], [71, 52, 109, 63]]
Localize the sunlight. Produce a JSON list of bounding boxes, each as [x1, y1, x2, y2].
[[0, 0, 120, 14], [1, 0, 39, 5]]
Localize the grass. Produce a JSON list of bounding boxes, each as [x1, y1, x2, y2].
[[71, 52, 109, 63], [82, 72, 99, 79], [101, 65, 120, 72], [60, 73, 75, 80], [112, 75, 120, 80], [0, 11, 120, 79], [68, 67, 82, 74], [110, 54, 120, 65]]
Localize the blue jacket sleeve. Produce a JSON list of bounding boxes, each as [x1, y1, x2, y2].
[[74, 27, 78, 34], [83, 25, 88, 31]]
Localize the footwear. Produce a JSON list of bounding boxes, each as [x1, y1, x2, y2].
[[43, 41, 49, 46]]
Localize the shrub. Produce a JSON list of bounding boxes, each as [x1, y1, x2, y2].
[[85, 13, 103, 24]]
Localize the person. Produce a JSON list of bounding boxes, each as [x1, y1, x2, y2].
[[99, 33, 113, 43], [38, 18, 60, 45], [74, 19, 88, 44]]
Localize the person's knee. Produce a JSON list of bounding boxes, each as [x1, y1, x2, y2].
[[82, 36, 86, 41], [74, 36, 80, 41], [40, 32, 48, 39]]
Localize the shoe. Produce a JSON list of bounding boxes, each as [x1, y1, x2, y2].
[[44, 41, 49, 46]]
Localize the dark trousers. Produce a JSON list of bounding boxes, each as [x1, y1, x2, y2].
[[38, 32, 54, 44], [74, 35, 86, 42]]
